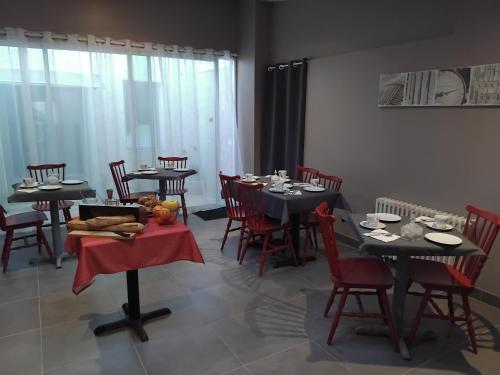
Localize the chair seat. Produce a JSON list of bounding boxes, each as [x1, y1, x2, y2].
[[337, 257, 394, 288], [247, 215, 284, 233], [409, 259, 473, 290], [120, 191, 157, 203], [32, 200, 74, 212], [5, 211, 47, 229], [227, 206, 245, 220]]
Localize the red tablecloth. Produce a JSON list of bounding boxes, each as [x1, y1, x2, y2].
[[65, 219, 204, 294]]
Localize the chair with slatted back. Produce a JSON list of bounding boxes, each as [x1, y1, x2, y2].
[[27, 163, 73, 222], [1, 204, 52, 273], [109, 160, 157, 204], [219, 172, 246, 260], [238, 182, 297, 277], [315, 201, 398, 348], [296, 165, 319, 183], [318, 173, 342, 192], [408, 205, 500, 353], [158, 156, 189, 224]]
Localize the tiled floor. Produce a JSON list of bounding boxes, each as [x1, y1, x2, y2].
[[1, 214, 500, 374]]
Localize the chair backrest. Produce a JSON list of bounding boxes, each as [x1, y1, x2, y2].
[[219, 172, 244, 220], [158, 156, 187, 169], [318, 173, 342, 191], [0, 205, 7, 231], [454, 205, 500, 284], [297, 165, 319, 183], [27, 163, 66, 182], [238, 182, 266, 231], [315, 201, 341, 281], [109, 160, 131, 199]]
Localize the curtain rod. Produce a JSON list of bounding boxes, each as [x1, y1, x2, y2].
[[0, 28, 238, 58]]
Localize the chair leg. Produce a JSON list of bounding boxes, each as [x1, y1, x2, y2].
[[312, 225, 319, 249], [239, 230, 252, 265], [286, 229, 298, 267], [221, 219, 232, 252], [37, 226, 53, 258], [258, 234, 271, 277], [2, 230, 14, 273], [327, 287, 349, 345], [462, 294, 477, 354], [380, 290, 398, 351], [237, 220, 246, 262], [447, 292, 455, 325], [324, 285, 338, 317], [180, 194, 188, 224], [62, 207, 72, 222], [36, 227, 42, 254], [408, 289, 432, 346], [302, 226, 311, 266]]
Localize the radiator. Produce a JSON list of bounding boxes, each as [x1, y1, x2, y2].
[[375, 197, 467, 264]]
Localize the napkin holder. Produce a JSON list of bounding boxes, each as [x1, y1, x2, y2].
[[79, 204, 148, 224]]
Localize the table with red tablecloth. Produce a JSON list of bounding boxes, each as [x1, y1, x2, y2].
[[64, 219, 204, 341]]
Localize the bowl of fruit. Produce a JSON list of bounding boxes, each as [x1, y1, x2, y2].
[[137, 195, 161, 216], [152, 199, 181, 225]]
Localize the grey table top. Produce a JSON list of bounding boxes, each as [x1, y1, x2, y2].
[[349, 213, 482, 257], [8, 182, 96, 203], [123, 168, 197, 181]]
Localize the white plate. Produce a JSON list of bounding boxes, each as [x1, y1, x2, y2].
[[18, 182, 40, 188], [280, 178, 291, 182], [284, 183, 293, 188], [425, 232, 462, 246], [426, 222, 454, 232], [360, 221, 386, 230], [303, 186, 326, 192], [269, 188, 285, 193], [61, 179, 84, 185], [138, 167, 156, 171], [141, 170, 159, 175], [39, 185, 62, 191], [174, 168, 190, 172], [377, 213, 402, 223]]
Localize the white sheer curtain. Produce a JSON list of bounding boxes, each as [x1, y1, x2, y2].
[[0, 28, 241, 209]]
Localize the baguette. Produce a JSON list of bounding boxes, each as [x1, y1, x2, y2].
[[86, 215, 136, 229], [67, 220, 144, 233]]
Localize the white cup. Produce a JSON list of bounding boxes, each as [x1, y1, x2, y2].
[[434, 214, 449, 229], [23, 177, 34, 187], [140, 163, 148, 170], [275, 180, 285, 191], [278, 170, 287, 178], [244, 173, 254, 181], [366, 213, 379, 226], [310, 178, 319, 187]]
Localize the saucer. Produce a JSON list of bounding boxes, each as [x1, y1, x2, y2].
[[377, 213, 402, 222], [19, 182, 39, 188], [360, 221, 386, 230], [61, 180, 84, 185], [241, 178, 257, 183], [39, 185, 62, 191], [141, 170, 159, 175], [269, 188, 285, 193], [426, 222, 454, 232], [425, 232, 462, 246]]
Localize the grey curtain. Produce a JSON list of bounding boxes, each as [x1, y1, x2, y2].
[[260, 59, 307, 179]]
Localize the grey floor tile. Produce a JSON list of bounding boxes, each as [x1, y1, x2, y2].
[[44, 347, 146, 375], [0, 271, 38, 304], [38, 263, 79, 297], [136, 325, 241, 375], [221, 366, 251, 375], [0, 329, 42, 375], [246, 341, 351, 375], [0, 297, 40, 337], [42, 314, 133, 372]]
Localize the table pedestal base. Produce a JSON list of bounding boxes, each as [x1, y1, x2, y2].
[[93, 269, 171, 342]]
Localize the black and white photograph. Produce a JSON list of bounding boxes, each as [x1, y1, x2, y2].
[[378, 72, 407, 106]]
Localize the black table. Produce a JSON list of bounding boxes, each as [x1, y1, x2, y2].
[[349, 214, 482, 359], [8, 182, 96, 268], [123, 168, 197, 200]]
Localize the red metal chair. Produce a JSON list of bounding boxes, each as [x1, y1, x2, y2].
[[27, 163, 73, 222], [315, 201, 397, 348], [219, 172, 246, 260], [238, 182, 298, 277], [408, 205, 500, 353], [296, 165, 319, 183], [1, 205, 52, 273], [109, 160, 156, 204], [158, 156, 189, 224]]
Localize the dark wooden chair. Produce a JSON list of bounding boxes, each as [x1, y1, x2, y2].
[[238, 182, 297, 277], [27, 163, 73, 222], [157, 156, 189, 224], [219, 172, 246, 260], [109, 160, 156, 204], [296, 165, 319, 183], [408, 205, 500, 353], [0, 205, 52, 273], [315, 201, 397, 348]]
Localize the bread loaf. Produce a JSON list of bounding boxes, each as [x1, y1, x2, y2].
[[86, 215, 136, 229], [67, 219, 144, 233]]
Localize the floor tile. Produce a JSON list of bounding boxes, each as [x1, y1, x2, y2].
[[0, 272, 37, 304], [0, 329, 41, 375], [0, 297, 40, 337]]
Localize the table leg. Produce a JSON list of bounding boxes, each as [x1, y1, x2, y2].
[[93, 269, 171, 342], [159, 180, 166, 201]]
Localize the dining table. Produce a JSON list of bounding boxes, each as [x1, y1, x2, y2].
[[123, 168, 197, 201], [65, 218, 203, 341], [8, 181, 96, 268], [348, 213, 482, 359]]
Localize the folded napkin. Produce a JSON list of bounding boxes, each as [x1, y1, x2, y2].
[[293, 190, 302, 195], [17, 188, 38, 193], [364, 229, 400, 242], [261, 183, 268, 187], [415, 216, 434, 223]]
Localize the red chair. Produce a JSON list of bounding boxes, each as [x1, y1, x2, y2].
[[315, 202, 397, 348], [408, 205, 500, 353], [1, 205, 52, 272], [219, 172, 246, 260], [296, 165, 319, 183], [238, 182, 298, 277], [318, 173, 342, 192], [28, 163, 73, 222], [109, 160, 156, 204], [158, 156, 189, 224]]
